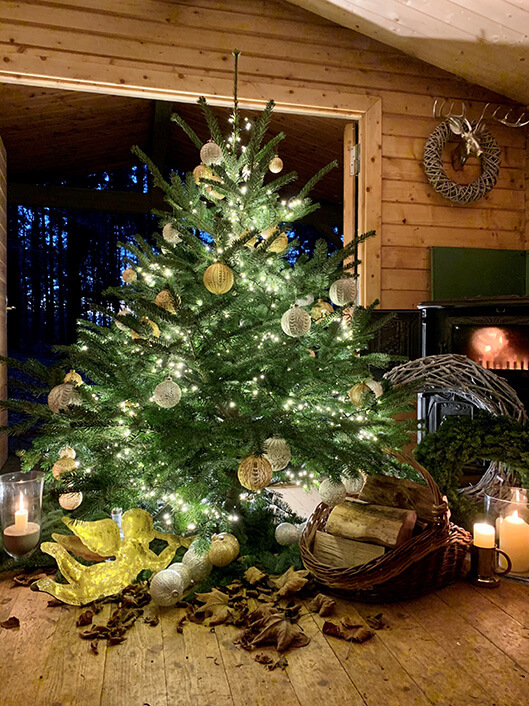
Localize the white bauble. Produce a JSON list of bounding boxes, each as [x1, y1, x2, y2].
[[269, 156, 284, 173], [340, 472, 366, 495], [200, 141, 223, 166], [275, 522, 300, 546], [295, 294, 314, 307], [59, 446, 76, 459], [182, 546, 212, 584], [153, 379, 182, 408], [281, 306, 311, 337], [263, 436, 291, 472], [365, 379, 383, 398], [163, 223, 183, 245], [115, 308, 132, 331], [59, 492, 83, 511], [167, 562, 192, 590], [329, 278, 358, 307], [48, 383, 81, 414], [319, 478, 347, 507], [150, 569, 185, 607]]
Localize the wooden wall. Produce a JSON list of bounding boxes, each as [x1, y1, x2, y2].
[[0, 0, 526, 309], [0, 138, 7, 466]]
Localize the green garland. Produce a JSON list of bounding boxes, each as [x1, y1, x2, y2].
[[415, 414, 529, 528]]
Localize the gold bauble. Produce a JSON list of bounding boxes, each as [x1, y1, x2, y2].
[[59, 446, 76, 459], [348, 379, 383, 406], [59, 492, 83, 511], [121, 267, 137, 283], [262, 226, 278, 240], [154, 289, 180, 314], [52, 457, 77, 480], [131, 317, 160, 340], [203, 262, 234, 294], [267, 232, 289, 253], [237, 454, 273, 491], [269, 156, 284, 173], [193, 163, 213, 185], [311, 299, 334, 323], [63, 369, 82, 387], [208, 533, 240, 567]]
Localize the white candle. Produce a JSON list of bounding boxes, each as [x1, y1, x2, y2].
[[14, 493, 28, 532], [499, 511, 529, 573], [473, 522, 495, 548]]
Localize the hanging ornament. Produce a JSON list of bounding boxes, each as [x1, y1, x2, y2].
[[281, 306, 311, 338], [200, 140, 223, 166], [167, 562, 193, 591], [162, 223, 183, 245], [63, 370, 82, 387], [340, 472, 366, 495], [342, 306, 355, 327], [121, 267, 137, 283], [267, 232, 289, 253], [205, 174, 225, 200], [59, 492, 83, 511], [48, 383, 82, 414], [59, 446, 76, 459], [319, 478, 347, 507], [203, 262, 234, 294], [150, 569, 186, 606], [238, 454, 273, 491], [182, 544, 213, 584], [52, 457, 77, 480], [208, 533, 240, 567], [295, 294, 314, 307], [307, 349, 317, 358], [154, 289, 180, 314], [262, 225, 278, 240], [193, 163, 213, 185], [311, 299, 334, 323], [329, 277, 358, 307], [131, 317, 160, 340], [275, 522, 300, 546], [153, 379, 182, 408], [348, 379, 383, 406], [269, 155, 284, 173], [263, 436, 291, 472], [114, 308, 132, 331]]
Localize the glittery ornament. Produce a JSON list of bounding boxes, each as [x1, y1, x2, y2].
[[238, 454, 273, 491], [163, 223, 183, 245], [340, 472, 366, 495], [275, 522, 299, 546], [269, 156, 284, 173], [153, 379, 182, 408], [348, 379, 383, 406], [263, 436, 291, 472], [150, 569, 185, 606], [52, 457, 77, 480], [200, 140, 223, 166], [262, 226, 278, 240], [48, 383, 82, 414], [63, 370, 82, 387], [281, 306, 311, 337], [329, 278, 358, 306], [115, 308, 132, 331], [59, 492, 83, 511], [182, 545, 212, 584], [311, 299, 334, 323], [205, 174, 225, 200], [131, 317, 160, 340], [203, 262, 234, 294], [167, 562, 192, 590], [208, 533, 239, 567], [154, 289, 180, 314], [59, 446, 76, 459], [267, 232, 289, 253], [193, 163, 213, 185], [319, 478, 347, 507], [121, 267, 137, 283], [35, 508, 179, 605], [295, 294, 314, 307]]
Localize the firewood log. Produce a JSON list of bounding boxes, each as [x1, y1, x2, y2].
[[313, 531, 385, 568], [326, 500, 417, 548], [359, 474, 435, 523]]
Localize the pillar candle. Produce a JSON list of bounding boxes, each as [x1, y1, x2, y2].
[[473, 522, 495, 548], [14, 493, 28, 532], [499, 511, 529, 573]]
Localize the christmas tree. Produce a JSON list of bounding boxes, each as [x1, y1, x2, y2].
[[1, 54, 412, 565]]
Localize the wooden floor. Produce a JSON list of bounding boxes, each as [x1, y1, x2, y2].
[[2, 577, 529, 706]]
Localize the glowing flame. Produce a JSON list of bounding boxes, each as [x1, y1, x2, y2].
[[18, 493, 24, 512]]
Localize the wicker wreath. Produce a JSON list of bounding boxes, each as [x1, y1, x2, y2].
[[384, 354, 526, 498], [423, 120, 501, 204]]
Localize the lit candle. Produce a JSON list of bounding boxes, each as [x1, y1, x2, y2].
[[473, 522, 495, 548], [499, 511, 529, 573], [14, 493, 28, 532]]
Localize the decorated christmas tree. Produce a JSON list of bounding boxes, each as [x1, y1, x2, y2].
[[1, 54, 412, 569]]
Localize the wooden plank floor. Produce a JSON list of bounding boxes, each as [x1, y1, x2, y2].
[[2, 577, 529, 706]]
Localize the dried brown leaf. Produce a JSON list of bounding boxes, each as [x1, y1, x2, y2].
[[0, 616, 20, 630], [307, 594, 335, 617], [176, 616, 186, 634], [76, 610, 94, 627], [366, 612, 387, 630], [323, 620, 374, 644], [254, 653, 273, 665], [272, 567, 309, 597], [13, 572, 48, 587], [144, 613, 159, 627], [194, 588, 233, 626], [90, 640, 99, 655], [236, 608, 310, 653], [47, 598, 65, 608], [244, 566, 267, 585]]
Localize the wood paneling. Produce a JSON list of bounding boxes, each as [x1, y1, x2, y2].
[[0, 139, 7, 466], [0, 0, 526, 309]]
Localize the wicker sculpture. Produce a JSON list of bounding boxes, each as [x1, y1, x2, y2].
[[385, 354, 526, 498]]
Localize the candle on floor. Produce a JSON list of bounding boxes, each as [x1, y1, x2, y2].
[[499, 511, 529, 573], [473, 522, 495, 548], [14, 493, 28, 532]]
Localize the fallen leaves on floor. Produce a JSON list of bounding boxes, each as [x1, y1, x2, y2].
[[236, 606, 310, 653], [272, 567, 310, 597], [12, 570, 52, 587], [322, 619, 374, 644], [254, 653, 289, 671], [0, 616, 20, 630], [76, 609, 94, 627], [366, 612, 388, 630], [307, 593, 335, 616]]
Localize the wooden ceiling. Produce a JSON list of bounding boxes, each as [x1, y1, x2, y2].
[[290, 0, 529, 104], [0, 84, 346, 205]]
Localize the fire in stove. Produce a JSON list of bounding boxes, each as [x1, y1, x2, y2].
[[468, 327, 528, 370]]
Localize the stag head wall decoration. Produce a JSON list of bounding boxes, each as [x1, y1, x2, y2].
[[433, 100, 490, 172]]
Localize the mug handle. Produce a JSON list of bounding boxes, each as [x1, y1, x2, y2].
[[494, 548, 512, 575]]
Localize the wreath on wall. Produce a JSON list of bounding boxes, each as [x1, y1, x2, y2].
[[423, 120, 501, 204]]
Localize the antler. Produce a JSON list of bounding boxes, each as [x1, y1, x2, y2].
[[492, 105, 529, 128], [433, 99, 466, 121], [474, 103, 490, 132]]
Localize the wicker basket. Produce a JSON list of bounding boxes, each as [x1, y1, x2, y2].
[[299, 453, 472, 602]]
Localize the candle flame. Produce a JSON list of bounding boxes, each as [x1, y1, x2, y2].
[[513, 510, 520, 519], [18, 493, 24, 511]]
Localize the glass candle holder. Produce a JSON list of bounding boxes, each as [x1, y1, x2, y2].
[[0, 471, 44, 559], [484, 487, 529, 573]]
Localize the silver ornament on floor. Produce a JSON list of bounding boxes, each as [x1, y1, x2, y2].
[[150, 569, 185, 606], [182, 544, 213, 584], [319, 478, 347, 507], [329, 277, 357, 306], [263, 436, 291, 472], [200, 140, 223, 166], [163, 223, 183, 245], [153, 379, 182, 408], [48, 382, 82, 414], [167, 562, 192, 590], [275, 522, 300, 546], [281, 306, 311, 337]]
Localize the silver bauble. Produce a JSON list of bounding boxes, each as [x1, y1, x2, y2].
[[263, 436, 291, 472], [281, 306, 311, 337], [319, 478, 347, 507], [48, 383, 81, 414], [275, 522, 300, 546], [153, 379, 182, 408], [182, 545, 212, 584], [115, 308, 132, 331], [167, 562, 192, 590], [295, 294, 314, 307], [163, 223, 183, 245], [340, 472, 366, 495], [200, 140, 223, 166], [329, 278, 358, 306], [150, 569, 185, 606]]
